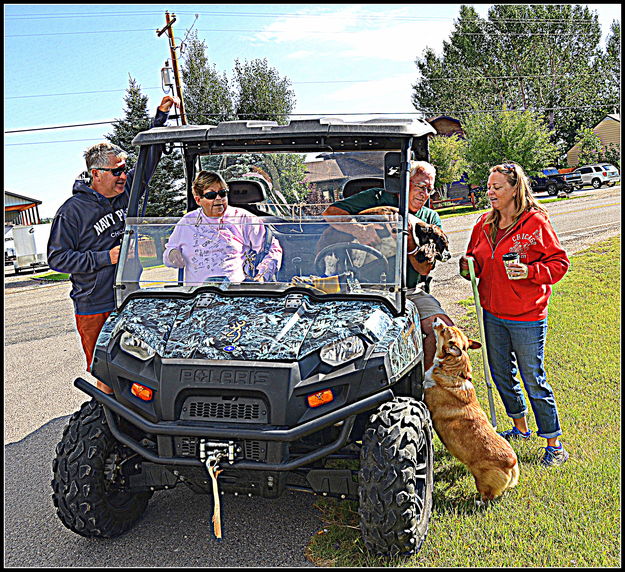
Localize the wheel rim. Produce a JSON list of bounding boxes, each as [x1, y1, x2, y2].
[[103, 448, 141, 509]]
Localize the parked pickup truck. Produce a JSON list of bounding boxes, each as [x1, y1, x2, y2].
[[530, 168, 572, 196], [560, 170, 583, 190]]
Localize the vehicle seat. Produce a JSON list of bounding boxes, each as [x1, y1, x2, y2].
[[341, 177, 384, 198], [227, 179, 268, 216]]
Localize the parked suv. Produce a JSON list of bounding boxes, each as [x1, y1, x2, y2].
[[530, 168, 572, 196], [574, 164, 620, 189]]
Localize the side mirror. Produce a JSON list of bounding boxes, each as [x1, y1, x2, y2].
[[384, 152, 402, 194]]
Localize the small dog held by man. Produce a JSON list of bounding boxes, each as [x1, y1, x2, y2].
[[424, 318, 519, 502]]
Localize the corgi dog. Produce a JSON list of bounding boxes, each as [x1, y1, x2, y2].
[[424, 318, 519, 501]]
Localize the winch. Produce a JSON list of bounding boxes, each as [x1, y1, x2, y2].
[[199, 439, 239, 539]]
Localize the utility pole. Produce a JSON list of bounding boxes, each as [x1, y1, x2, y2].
[[157, 11, 187, 125]]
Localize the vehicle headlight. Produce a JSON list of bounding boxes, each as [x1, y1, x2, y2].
[[119, 331, 156, 361], [320, 335, 365, 366]]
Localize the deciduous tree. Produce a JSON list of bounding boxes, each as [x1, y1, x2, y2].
[[232, 58, 295, 124], [462, 108, 559, 185], [428, 134, 468, 198], [180, 31, 233, 125], [575, 127, 604, 165]]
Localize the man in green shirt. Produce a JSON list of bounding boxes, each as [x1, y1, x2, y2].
[[322, 160, 454, 371]]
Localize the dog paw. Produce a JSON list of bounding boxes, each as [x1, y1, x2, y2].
[[474, 498, 488, 509]]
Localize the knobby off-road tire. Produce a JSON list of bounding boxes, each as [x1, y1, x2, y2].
[[51, 399, 152, 538], [358, 396, 434, 557]]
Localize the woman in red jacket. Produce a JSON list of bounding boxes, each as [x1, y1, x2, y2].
[[459, 162, 570, 467]]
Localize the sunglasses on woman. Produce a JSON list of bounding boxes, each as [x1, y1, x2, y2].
[[201, 189, 229, 200]]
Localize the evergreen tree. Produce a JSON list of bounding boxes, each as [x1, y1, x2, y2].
[[106, 77, 185, 217], [412, 5, 615, 158], [105, 76, 151, 165]]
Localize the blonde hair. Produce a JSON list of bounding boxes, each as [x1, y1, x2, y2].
[[192, 170, 227, 197], [484, 162, 547, 241]]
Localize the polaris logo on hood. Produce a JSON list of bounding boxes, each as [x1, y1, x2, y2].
[[180, 368, 271, 385]]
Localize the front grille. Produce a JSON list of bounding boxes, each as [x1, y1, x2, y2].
[[181, 395, 268, 423], [189, 400, 260, 421]]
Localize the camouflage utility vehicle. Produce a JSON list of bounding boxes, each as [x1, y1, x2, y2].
[[51, 116, 439, 556]]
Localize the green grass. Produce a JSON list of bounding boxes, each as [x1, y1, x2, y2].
[[438, 195, 580, 219], [31, 271, 70, 281], [28, 258, 163, 282], [306, 236, 621, 567]]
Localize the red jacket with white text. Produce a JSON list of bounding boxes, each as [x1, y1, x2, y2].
[[466, 208, 570, 321]]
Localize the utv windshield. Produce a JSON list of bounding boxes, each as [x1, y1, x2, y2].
[[117, 214, 404, 311]]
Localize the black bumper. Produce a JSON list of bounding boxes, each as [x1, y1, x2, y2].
[[75, 377, 392, 471]]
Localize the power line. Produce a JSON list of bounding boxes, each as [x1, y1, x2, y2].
[[419, 74, 592, 82], [5, 26, 603, 39], [4, 8, 600, 23], [5, 87, 162, 100], [5, 121, 118, 134], [6, 138, 102, 146], [5, 104, 617, 140], [6, 28, 154, 37], [6, 71, 607, 101]]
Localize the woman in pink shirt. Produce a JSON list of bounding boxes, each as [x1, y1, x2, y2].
[[163, 171, 282, 283]]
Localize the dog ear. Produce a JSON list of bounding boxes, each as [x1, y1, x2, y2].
[[468, 339, 482, 350]]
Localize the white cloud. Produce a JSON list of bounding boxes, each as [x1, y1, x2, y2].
[[296, 72, 419, 116], [255, 6, 456, 63], [285, 50, 318, 60]]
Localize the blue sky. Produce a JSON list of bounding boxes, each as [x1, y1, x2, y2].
[[4, 3, 621, 219]]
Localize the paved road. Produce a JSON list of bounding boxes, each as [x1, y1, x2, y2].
[[4, 185, 620, 567]]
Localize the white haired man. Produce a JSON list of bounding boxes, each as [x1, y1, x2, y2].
[[322, 160, 454, 371]]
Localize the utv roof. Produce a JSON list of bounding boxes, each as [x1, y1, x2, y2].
[[132, 116, 436, 152]]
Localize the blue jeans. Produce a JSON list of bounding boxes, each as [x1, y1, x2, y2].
[[483, 310, 562, 439]]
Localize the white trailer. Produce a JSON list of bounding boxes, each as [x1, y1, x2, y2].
[[12, 223, 52, 274], [4, 225, 16, 264]]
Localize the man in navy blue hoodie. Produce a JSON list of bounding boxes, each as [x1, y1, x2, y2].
[[47, 95, 179, 393]]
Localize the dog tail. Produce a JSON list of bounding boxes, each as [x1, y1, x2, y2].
[[508, 461, 520, 490]]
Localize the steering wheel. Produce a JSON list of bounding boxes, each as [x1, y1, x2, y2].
[[314, 242, 389, 281]]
